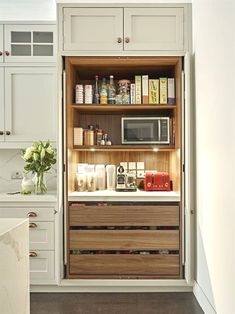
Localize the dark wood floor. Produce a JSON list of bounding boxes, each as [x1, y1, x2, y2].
[[31, 293, 203, 314]]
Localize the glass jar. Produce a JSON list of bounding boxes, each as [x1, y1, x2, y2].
[[116, 79, 131, 104]]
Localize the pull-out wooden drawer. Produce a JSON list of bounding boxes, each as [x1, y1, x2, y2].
[[69, 204, 179, 226], [70, 230, 179, 250], [70, 254, 180, 278]]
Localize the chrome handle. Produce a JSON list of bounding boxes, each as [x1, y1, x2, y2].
[[5, 51, 10, 56], [0, 131, 4, 135], [27, 212, 37, 218], [29, 251, 37, 258], [6, 131, 11, 135], [125, 37, 130, 43], [117, 37, 122, 43], [29, 222, 37, 229]]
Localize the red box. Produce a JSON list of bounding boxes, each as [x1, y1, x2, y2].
[[144, 171, 171, 191]]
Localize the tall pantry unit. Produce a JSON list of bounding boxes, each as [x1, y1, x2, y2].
[[57, 3, 194, 285]]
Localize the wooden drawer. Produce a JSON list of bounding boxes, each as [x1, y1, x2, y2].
[[70, 230, 179, 250], [29, 250, 55, 284], [0, 207, 54, 221], [70, 254, 180, 277], [69, 204, 179, 226], [29, 222, 54, 250]]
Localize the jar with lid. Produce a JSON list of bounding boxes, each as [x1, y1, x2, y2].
[[84, 125, 95, 146], [116, 79, 131, 104]]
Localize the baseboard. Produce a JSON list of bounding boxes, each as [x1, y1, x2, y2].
[[31, 279, 193, 293], [193, 282, 216, 314]]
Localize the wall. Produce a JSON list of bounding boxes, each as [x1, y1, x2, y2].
[[0, 150, 57, 193], [193, 0, 235, 313]]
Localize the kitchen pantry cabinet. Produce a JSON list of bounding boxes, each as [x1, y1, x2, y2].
[[4, 24, 56, 63], [63, 7, 185, 52], [0, 67, 56, 143], [0, 67, 4, 141]]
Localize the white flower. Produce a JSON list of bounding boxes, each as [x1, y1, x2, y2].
[[23, 147, 34, 161]]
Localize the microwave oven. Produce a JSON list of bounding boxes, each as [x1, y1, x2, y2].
[[121, 117, 170, 144]]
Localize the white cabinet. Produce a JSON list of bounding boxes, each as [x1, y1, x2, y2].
[[4, 24, 56, 62], [0, 67, 4, 141], [124, 8, 184, 51], [63, 8, 123, 51], [4, 67, 56, 142], [29, 221, 54, 250], [30, 251, 55, 283], [0, 25, 3, 62]]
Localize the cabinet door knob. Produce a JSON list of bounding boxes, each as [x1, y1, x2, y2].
[[117, 37, 122, 43], [0, 131, 4, 135], [125, 37, 130, 43], [5, 131, 11, 135], [5, 51, 10, 56], [29, 222, 37, 229], [27, 212, 37, 218], [0, 51, 2, 56], [29, 251, 37, 258]]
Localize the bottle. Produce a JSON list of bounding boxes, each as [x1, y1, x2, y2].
[[100, 78, 108, 104], [108, 75, 116, 104], [94, 75, 100, 104]]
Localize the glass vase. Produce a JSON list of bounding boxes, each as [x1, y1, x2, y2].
[[35, 172, 47, 194]]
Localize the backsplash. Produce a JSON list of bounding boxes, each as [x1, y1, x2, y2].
[[0, 150, 57, 193]]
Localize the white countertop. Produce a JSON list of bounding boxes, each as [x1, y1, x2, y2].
[[0, 218, 28, 237], [69, 190, 180, 202], [0, 192, 57, 203]]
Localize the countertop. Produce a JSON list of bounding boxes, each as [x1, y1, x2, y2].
[[69, 190, 180, 202], [0, 192, 57, 203]]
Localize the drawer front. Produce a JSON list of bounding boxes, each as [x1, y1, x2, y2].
[[70, 204, 179, 226], [0, 207, 54, 221], [70, 254, 180, 277], [29, 250, 54, 283], [29, 222, 54, 250], [70, 230, 179, 250]]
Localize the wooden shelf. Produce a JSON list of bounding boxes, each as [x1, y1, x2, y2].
[[71, 104, 176, 112], [73, 145, 176, 152]]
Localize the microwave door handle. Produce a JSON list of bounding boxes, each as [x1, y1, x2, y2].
[[158, 120, 161, 142]]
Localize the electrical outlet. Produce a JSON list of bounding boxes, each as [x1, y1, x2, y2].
[[11, 171, 23, 180]]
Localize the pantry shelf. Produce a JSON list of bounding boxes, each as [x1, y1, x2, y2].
[[73, 145, 177, 152], [71, 104, 177, 112]]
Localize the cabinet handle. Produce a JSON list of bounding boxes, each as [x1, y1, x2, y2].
[[29, 222, 37, 229], [117, 37, 122, 43], [29, 251, 37, 258], [5, 131, 11, 135], [125, 37, 130, 43], [0, 51, 2, 56], [0, 131, 4, 135], [5, 51, 10, 56], [27, 212, 37, 218]]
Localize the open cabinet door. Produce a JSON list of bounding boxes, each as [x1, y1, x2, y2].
[[183, 53, 195, 284]]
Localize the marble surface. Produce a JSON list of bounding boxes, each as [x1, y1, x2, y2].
[[69, 190, 180, 202], [0, 149, 57, 193], [0, 218, 29, 314], [0, 192, 57, 203]]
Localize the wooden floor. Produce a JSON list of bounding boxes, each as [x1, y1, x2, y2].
[[31, 293, 203, 314]]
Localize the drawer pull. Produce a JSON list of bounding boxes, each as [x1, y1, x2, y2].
[[125, 37, 130, 43], [29, 222, 37, 229], [27, 212, 37, 218], [29, 251, 37, 258]]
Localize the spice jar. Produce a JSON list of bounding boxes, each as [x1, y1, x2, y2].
[[84, 126, 94, 146]]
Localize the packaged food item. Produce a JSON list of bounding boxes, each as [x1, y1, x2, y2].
[[106, 165, 116, 190], [142, 75, 149, 104], [159, 78, 168, 104], [84, 85, 93, 104], [135, 76, 142, 104], [83, 126, 94, 146], [86, 172, 96, 192], [76, 173, 87, 191], [95, 164, 106, 190], [167, 78, 175, 105], [73, 127, 83, 146], [130, 83, 135, 104], [75, 84, 83, 104], [149, 79, 159, 104]]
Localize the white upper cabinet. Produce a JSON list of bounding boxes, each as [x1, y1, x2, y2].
[[0, 25, 3, 62], [4, 25, 56, 62], [4, 67, 56, 142], [63, 8, 123, 51], [0, 67, 4, 141], [124, 8, 184, 51]]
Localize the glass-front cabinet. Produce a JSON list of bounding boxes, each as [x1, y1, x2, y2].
[[4, 25, 56, 62]]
